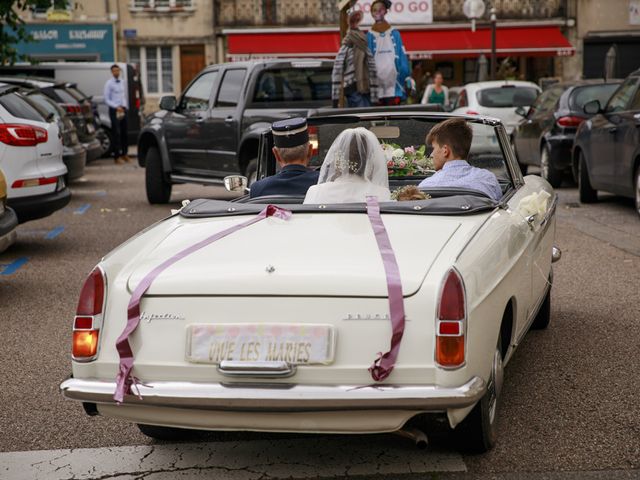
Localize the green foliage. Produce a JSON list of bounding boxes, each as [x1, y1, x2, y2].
[[0, 0, 37, 66]]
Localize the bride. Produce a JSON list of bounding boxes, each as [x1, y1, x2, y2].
[[303, 127, 391, 204]]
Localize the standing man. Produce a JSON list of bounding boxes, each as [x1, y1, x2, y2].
[[104, 64, 130, 164], [249, 118, 319, 198]]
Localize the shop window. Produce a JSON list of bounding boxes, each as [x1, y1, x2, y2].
[[128, 46, 174, 95], [463, 59, 477, 84], [30, 0, 70, 17]]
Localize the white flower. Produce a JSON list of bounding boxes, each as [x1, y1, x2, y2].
[[392, 148, 405, 159]]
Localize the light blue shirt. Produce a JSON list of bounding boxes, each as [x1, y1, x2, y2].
[[104, 76, 126, 109], [418, 160, 502, 200]]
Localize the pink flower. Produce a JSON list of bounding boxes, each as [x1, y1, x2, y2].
[[398, 161, 406, 168], [404, 146, 416, 154], [387, 160, 394, 167]]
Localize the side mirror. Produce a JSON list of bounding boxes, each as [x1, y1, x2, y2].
[[224, 175, 249, 193], [159, 95, 177, 111], [583, 100, 601, 115], [515, 106, 528, 117]]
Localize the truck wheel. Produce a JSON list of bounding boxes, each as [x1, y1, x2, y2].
[[531, 286, 551, 330], [578, 152, 597, 203], [245, 159, 258, 186], [145, 146, 172, 204], [540, 145, 563, 188], [456, 336, 502, 453], [137, 424, 199, 441]]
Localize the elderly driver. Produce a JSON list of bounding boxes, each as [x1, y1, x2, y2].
[[418, 118, 502, 201], [249, 117, 320, 198]]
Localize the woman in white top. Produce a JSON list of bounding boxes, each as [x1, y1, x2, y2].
[[304, 127, 391, 204]]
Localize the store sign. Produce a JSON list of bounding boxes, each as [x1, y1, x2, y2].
[[630, 0, 640, 25], [16, 23, 115, 61], [355, 0, 433, 25]]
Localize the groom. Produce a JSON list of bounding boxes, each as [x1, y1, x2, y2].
[[250, 117, 319, 198]]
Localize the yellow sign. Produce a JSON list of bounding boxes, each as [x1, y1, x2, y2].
[[46, 10, 72, 22]]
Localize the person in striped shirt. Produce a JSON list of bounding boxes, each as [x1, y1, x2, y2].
[[331, 11, 378, 108]]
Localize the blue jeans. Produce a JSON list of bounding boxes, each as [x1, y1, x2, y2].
[[347, 91, 372, 108]]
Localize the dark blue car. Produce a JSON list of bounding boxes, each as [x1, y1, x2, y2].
[[573, 70, 640, 217], [512, 79, 621, 188]]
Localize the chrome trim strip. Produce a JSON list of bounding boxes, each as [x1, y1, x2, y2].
[[60, 376, 485, 412], [217, 361, 297, 378], [170, 174, 224, 185]]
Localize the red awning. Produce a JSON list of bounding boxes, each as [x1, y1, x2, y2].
[[225, 26, 575, 61]]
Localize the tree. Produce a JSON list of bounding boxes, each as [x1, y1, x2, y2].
[[0, 0, 37, 66]]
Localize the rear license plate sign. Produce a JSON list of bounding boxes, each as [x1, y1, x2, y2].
[[187, 324, 335, 365]]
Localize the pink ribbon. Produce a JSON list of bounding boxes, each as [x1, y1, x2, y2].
[[366, 196, 406, 382], [114, 204, 292, 403]]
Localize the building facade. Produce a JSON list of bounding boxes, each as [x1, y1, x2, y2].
[[17, 0, 216, 109], [217, 0, 576, 89]]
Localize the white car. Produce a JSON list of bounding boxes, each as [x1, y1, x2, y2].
[[60, 112, 559, 453], [0, 85, 70, 223], [0, 168, 18, 253], [451, 81, 541, 135]]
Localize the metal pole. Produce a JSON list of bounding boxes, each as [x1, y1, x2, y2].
[[490, 7, 496, 80]]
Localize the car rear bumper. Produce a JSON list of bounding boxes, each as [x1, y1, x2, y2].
[[83, 138, 103, 162], [0, 207, 18, 253], [8, 187, 71, 223], [547, 135, 574, 169], [60, 376, 485, 412], [63, 145, 87, 180]]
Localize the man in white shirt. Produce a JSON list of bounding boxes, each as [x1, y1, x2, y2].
[[103, 64, 130, 164]]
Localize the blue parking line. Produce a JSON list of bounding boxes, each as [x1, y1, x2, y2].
[[45, 226, 65, 239], [0, 257, 29, 275], [74, 203, 91, 215]]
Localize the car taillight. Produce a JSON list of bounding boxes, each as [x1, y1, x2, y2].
[[308, 125, 318, 156], [436, 268, 466, 368], [466, 110, 479, 115], [0, 124, 48, 146], [72, 266, 105, 361], [64, 104, 81, 115], [557, 116, 584, 127], [11, 176, 58, 188]]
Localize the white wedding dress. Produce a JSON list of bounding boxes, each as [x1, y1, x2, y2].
[[304, 127, 391, 204]]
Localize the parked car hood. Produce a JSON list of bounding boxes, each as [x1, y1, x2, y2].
[[125, 212, 486, 297]]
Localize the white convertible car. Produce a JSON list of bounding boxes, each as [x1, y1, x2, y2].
[[61, 111, 560, 453]]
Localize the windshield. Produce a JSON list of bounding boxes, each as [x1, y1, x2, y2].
[[252, 68, 332, 104], [476, 87, 539, 108], [293, 117, 512, 189], [570, 84, 620, 111]]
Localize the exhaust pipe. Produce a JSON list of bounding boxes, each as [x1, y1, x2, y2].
[[394, 427, 428, 449]]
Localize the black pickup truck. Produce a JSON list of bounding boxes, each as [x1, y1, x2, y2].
[[138, 59, 334, 203]]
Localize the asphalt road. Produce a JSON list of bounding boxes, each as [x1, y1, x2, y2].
[[0, 159, 639, 479]]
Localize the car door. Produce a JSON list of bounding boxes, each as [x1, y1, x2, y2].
[[612, 78, 640, 196], [590, 76, 640, 189], [208, 68, 247, 174], [519, 87, 563, 166], [164, 70, 218, 174]]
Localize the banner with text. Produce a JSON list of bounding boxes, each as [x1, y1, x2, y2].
[[355, 0, 433, 25]]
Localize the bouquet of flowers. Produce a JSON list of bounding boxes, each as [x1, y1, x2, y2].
[[381, 143, 435, 177]]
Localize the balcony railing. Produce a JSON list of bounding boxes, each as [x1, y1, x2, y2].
[[217, 0, 567, 27], [130, 0, 195, 12]]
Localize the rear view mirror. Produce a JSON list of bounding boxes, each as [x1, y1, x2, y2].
[[515, 106, 528, 117], [583, 100, 601, 115], [224, 175, 248, 193], [159, 95, 177, 111]]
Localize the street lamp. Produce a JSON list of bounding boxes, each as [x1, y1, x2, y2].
[[490, 7, 497, 80]]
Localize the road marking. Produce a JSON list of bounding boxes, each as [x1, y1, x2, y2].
[[0, 437, 466, 479], [44, 226, 65, 240], [0, 257, 28, 275], [74, 203, 91, 215]]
